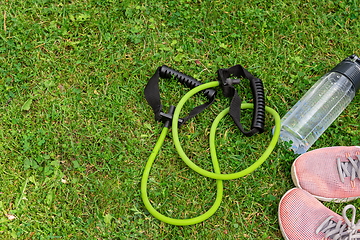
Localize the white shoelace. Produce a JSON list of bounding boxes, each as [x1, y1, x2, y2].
[[316, 205, 360, 240], [337, 155, 360, 183]]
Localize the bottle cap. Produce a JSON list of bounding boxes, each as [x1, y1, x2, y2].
[[330, 54, 360, 92]]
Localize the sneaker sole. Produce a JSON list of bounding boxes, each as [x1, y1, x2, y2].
[[291, 146, 360, 203]]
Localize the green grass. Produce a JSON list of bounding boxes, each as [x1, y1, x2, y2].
[[0, 0, 359, 239]]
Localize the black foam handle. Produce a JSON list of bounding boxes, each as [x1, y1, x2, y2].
[[249, 78, 265, 133], [217, 64, 265, 136], [159, 65, 216, 100]]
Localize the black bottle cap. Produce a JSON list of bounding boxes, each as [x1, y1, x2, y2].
[[330, 54, 360, 92]]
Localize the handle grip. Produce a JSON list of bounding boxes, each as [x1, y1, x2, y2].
[[249, 78, 265, 132], [217, 64, 265, 136], [159, 65, 216, 100]]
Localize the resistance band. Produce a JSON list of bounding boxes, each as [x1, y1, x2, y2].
[[142, 66, 281, 225]]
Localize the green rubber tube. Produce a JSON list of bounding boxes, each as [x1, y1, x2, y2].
[[141, 80, 281, 225], [141, 127, 224, 225], [172, 81, 281, 180]]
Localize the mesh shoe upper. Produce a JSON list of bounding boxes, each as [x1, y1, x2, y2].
[[279, 188, 360, 240], [291, 146, 360, 202]]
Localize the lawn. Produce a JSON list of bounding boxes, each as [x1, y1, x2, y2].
[[0, 0, 359, 239]]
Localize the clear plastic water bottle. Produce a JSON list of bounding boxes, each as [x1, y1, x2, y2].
[[278, 54, 360, 154]]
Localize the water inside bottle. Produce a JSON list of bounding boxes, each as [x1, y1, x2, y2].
[[278, 126, 309, 154], [278, 72, 355, 154]]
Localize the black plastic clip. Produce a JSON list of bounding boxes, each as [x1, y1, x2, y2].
[[218, 68, 241, 98], [160, 105, 183, 128], [225, 78, 241, 85]]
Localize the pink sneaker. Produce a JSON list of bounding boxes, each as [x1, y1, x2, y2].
[[278, 188, 360, 240], [291, 146, 360, 202]]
